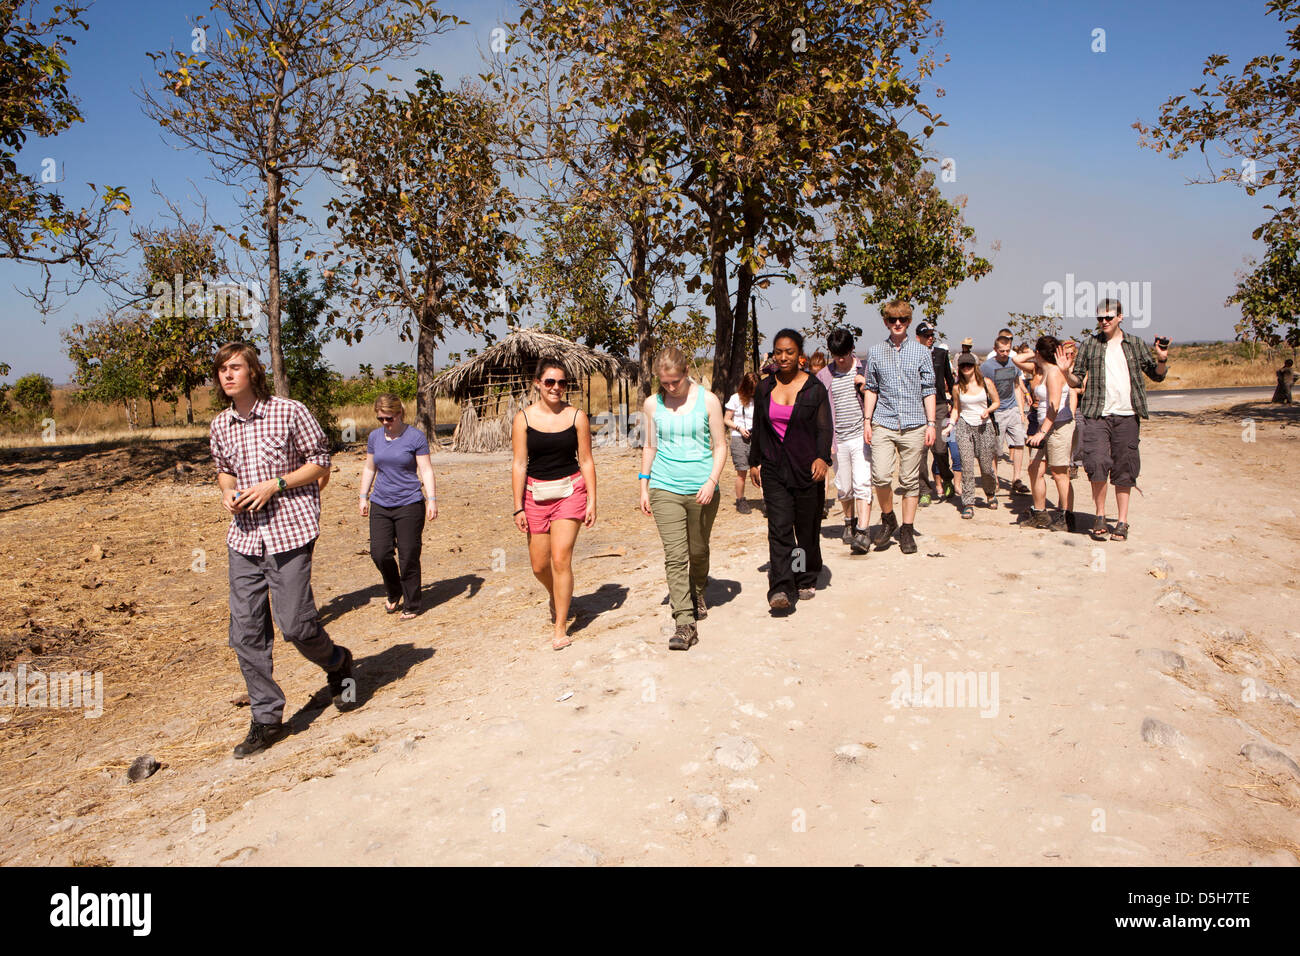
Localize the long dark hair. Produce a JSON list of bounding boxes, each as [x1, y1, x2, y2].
[[212, 342, 271, 404]]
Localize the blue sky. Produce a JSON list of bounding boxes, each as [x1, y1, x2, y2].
[[0, 0, 1284, 382]]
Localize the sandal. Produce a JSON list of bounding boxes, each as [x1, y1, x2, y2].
[[987, 497, 999, 510], [385, 600, 400, 614], [551, 633, 572, 651], [960, 505, 974, 519], [1109, 521, 1129, 541], [399, 610, 420, 622], [1011, 479, 1031, 496], [1089, 515, 1108, 541]]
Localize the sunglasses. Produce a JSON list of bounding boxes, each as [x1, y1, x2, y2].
[[1097, 315, 1119, 322], [377, 415, 397, 423], [887, 318, 910, 326], [542, 378, 568, 389]]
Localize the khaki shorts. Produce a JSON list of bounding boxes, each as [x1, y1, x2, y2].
[[870, 423, 927, 496], [1031, 420, 1075, 469]]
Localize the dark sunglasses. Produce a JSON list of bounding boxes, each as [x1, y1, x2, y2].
[[377, 415, 396, 423], [542, 378, 568, 389], [887, 318, 910, 325]]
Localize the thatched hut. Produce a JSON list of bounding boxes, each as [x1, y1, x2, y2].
[[431, 328, 638, 452]]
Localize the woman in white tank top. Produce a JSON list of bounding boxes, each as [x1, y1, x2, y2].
[[1011, 335, 1077, 530], [951, 354, 1000, 517]]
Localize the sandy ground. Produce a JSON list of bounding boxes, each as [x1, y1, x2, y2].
[[0, 395, 1298, 866]]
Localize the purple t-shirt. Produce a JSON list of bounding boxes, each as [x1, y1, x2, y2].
[[366, 426, 429, 507], [769, 398, 794, 441]]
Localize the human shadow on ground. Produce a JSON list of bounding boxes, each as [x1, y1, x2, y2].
[[568, 582, 629, 634], [317, 582, 387, 627], [422, 573, 485, 611], [290, 642, 436, 731], [316, 573, 484, 628]]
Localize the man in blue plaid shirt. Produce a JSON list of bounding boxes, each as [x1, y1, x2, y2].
[[862, 300, 936, 554]]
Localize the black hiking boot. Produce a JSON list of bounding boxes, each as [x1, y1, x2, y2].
[[233, 719, 286, 759], [326, 646, 356, 710], [871, 511, 898, 549]]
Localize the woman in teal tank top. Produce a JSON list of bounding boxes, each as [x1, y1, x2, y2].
[[638, 347, 728, 651]]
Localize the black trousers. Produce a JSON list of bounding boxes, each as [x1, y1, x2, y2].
[[369, 501, 425, 610], [762, 471, 824, 601]]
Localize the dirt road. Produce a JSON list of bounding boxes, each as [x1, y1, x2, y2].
[[1, 400, 1297, 865]]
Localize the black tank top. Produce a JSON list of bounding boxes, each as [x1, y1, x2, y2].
[[525, 408, 580, 479]]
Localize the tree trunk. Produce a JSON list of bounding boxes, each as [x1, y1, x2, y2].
[[416, 306, 437, 441], [149, 397, 157, 428], [708, 218, 735, 400], [184, 383, 194, 425], [632, 205, 653, 399], [265, 167, 286, 396]]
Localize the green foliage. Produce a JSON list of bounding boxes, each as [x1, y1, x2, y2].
[[279, 264, 340, 440], [326, 67, 522, 435], [812, 162, 993, 320], [1005, 312, 1064, 346], [802, 301, 862, 350], [0, 1, 130, 308], [1226, 234, 1300, 350], [10, 371, 52, 411], [141, 0, 457, 394], [1138, 0, 1300, 344]]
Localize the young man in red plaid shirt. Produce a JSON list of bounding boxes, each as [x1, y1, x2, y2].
[[209, 342, 355, 758]]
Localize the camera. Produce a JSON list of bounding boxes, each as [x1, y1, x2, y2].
[[1154, 336, 1169, 349]]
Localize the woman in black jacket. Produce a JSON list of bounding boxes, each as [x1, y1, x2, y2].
[[749, 329, 834, 611]]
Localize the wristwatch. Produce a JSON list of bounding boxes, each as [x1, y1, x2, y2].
[[276, 476, 287, 492]]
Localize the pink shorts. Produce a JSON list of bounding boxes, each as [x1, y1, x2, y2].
[[524, 472, 588, 533]]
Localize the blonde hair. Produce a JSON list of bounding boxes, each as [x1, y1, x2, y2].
[[654, 345, 689, 378], [373, 393, 405, 417], [881, 300, 913, 321]]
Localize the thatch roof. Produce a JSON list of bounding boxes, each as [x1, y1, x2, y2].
[[430, 328, 636, 403]]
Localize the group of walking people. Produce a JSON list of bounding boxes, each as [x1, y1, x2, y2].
[[207, 295, 1171, 756]]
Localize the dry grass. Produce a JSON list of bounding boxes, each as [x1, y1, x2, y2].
[[1149, 342, 1298, 390]]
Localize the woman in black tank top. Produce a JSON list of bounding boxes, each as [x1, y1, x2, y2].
[[511, 356, 597, 650]]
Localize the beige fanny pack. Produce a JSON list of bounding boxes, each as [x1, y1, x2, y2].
[[530, 476, 575, 502]]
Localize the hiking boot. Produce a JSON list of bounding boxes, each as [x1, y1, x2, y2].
[[871, 511, 898, 549], [1025, 508, 1052, 529], [668, 622, 698, 650], [841, 521, 855, 544], [897, 524, 917, 554], [1048, 510, 1068, 533], [736, 498, 752, 515], [1011, 479, 1031, 496], [798, 587, 817, 600], [326, 645, 356, 710], [850, 530, 871, 554], [919, 490, 932, 508], [693, 590, 708, 620], [942, 481, 955, 501], [233, 719, 286, 759], [768, 592, 792, 611]]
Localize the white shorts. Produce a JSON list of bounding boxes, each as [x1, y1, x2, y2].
[[833, 438, 872, 503]]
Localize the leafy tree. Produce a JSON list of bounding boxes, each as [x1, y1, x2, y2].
[[279, 263, 340, 440], [0, 1, 130, 309], [528, 0, 945, 400], [136, 216, 244, 423], [1005, 311, 1064, 346], [811, 162, 993, 320], [498, 10, 692, 396], [7, 371, 53, 428], [1137, 0, 1300, 344], [1226, 234, 1300, 350], [141, 0, 456, 397], [326, 69, 522, 438], [63, 312, 158, 428]]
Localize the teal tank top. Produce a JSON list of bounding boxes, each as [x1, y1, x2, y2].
[[649, 385, 713, 494]]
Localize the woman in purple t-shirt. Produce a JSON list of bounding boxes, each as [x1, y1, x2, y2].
[[358, 394, 437, 620]]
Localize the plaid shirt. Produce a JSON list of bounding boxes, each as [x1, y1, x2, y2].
[[1075, 329, 1165, 419], [209, 396, 331, 556], [863, 336, 935, 429]]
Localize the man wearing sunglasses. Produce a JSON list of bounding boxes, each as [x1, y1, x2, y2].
[[862, 300, 936, 554], [1064, 298, 1169, 542]]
